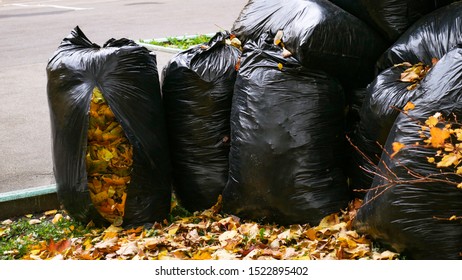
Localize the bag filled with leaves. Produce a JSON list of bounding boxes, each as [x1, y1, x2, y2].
[[47, 26, 171, 227], [222, 32, 350, 226], [161, 31, 241, 212], [377, 1, 462, 71], [354, 46, 462, 260], [231, 0, 387, 90], [328, 0, 456, 42], [347, 60, 436, 195]]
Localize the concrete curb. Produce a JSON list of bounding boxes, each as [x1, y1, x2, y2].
[[0, 185, 59, 220]]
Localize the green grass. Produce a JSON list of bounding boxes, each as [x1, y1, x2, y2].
[[0, 213, 90, 260], [141, 34, 212, 50]]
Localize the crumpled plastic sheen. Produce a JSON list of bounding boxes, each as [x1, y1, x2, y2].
[[47, 26, 171, 227]]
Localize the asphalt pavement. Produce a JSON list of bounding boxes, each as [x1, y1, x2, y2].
[[0, 0, 248, 193]]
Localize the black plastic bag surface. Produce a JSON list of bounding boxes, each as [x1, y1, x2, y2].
[[347, 65, 422, 194], [377, 2, 462, 71], [161, 32, 241, 212], [328, 0, 456, 42], [354, 46, 462, 260], [232, 0, 387, 90], [47, 26, 171, 227], [222, 33, 350, 226]]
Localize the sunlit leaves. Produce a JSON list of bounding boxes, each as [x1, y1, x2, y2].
[[5, 199, 399, 260], [415, 109, 462, 192]]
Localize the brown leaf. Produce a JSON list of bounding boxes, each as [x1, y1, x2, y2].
[[116, 241, 139, 257], [48, 239, 71, 254], [94, 237, 119, 253]]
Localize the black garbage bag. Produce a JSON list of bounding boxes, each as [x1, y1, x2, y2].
[[345, 88, 367, 134], [47, 26, 171, 227], [354, 46, 462, 260], [231, 0, 387, 90], [377, 1, 462, 71], [347, 64, 424, 195], [222, 33, 350, 226], [328, 0, 456, 42], [161, 32, 241, 212]]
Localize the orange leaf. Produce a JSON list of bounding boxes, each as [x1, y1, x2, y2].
[[429, 127, 450, 148], [391, 142, 405, 157], [403, 101, 415, 111], [48, 239, 71, 254]]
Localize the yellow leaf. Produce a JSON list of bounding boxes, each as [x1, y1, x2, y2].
[[449, 215, 458, 221], [92, 87, 106, 104], [454, 129, 462, 141], [427, 157, 435, 163], [318, 213, 340, 228], [277, 63, 283, 70], [168, 224, 180, 236], [52, 213, 63, 224], [457, 182, 462, 189], [98, 148, 114, 161], [436, 153, 459, 168], [44, 210, 58, 216], [429, 127, 451, 148], [83, 238, 93, 251], [403, 101, 415, 111], [425, 113, 442, 127], [192, 250, 213, 260], [391, 142, 405, 157]]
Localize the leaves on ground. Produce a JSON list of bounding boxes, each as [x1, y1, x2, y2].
[[0, 198, 399, 260]]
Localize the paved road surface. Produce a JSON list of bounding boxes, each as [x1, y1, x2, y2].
[[0, 0, 248, 193]]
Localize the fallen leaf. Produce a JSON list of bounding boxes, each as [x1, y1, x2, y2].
[[274, 30, 283, 46], [1, 219, 12, 225], [116, 241, 139, 257], [282, 47, 292, 58], [44, 210, 58, 216], [29, 219, 41, 225], [429, 127, 450, 148], [391, 142, 405, 158], [403, 101, 415, 111], [52, 213, 63, 224], [48, 239, 71, 256], [94, 237, 119, 252]]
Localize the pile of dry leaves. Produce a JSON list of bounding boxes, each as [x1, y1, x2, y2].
[[16, 198, 398, 260]]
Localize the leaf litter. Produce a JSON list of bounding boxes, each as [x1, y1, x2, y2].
[[1, 197, 399, 260]]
